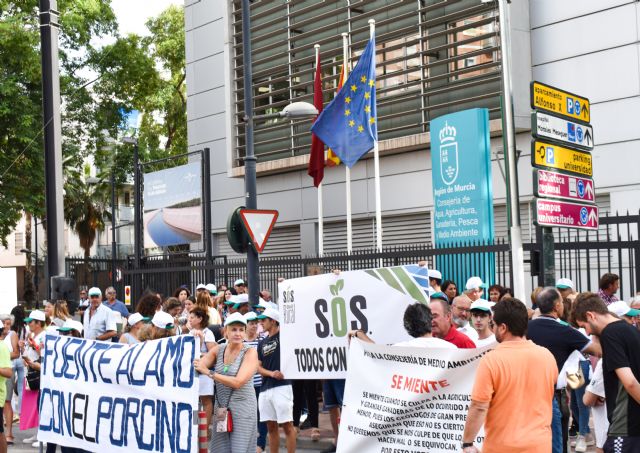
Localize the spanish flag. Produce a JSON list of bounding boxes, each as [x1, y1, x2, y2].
[[326, 64, 345, 167]]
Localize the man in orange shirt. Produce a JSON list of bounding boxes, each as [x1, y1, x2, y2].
[[461, 298, 557, 453]]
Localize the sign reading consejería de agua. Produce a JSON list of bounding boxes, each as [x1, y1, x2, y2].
[[430, 108, 494, 245]]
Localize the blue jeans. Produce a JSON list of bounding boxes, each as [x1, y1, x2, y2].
[[552, 397, 563, 453], [12, 358, 24, 414], [255, 387, 267, 449], [570, 361, 592, 436]]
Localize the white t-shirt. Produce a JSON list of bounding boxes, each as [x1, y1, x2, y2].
[[586, 359, 608, 449], [474, 335, 497, 348], [394, 336, 457, 349], [458, 324, 479, 341]]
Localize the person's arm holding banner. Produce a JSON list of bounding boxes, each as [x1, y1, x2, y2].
[[195, 348, 258, 389], [348, 330, 374, 343]]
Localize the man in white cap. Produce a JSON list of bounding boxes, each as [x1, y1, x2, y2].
[[428, 269, 443, 293], [470, 300, 496, 347], [556, 278, 575, 299], [257, 308, 296, 453], [232, 293, 251, 315], [608, 301, 640, 326], [57, 319, 84, 337], [83, 287, 117, 341], [465, 276, 487, 302]]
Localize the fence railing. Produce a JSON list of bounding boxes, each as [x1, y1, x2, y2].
[[65, 213, 640, 306]]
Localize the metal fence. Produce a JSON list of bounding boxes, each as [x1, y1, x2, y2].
[[65, 213, 640, 306]]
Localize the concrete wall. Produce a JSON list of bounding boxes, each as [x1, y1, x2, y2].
[[185, 0, 640, 255], [530, 0, 640, 214]]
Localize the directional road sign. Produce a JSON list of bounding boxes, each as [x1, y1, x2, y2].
[[533, 169, 595, 203], [531, 140, 593, 177], [534, 198, 599, 230], [530, 81, 590, 123], [239, 209, 279, 253], [532, 111, 594, 150]]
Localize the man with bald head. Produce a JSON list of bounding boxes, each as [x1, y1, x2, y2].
[[429, 299, 475, 348], [452, 294, 479, 342]]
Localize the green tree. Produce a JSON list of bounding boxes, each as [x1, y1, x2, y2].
[[0, 0, 117, 246]]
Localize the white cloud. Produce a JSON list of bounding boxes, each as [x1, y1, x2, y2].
[[111, 0, 183, 36]]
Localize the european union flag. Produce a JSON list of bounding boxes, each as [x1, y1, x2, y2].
[[311, 36, 377, 168]]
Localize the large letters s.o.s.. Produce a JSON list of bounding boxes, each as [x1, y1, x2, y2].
[[315, 295, 368, 338]]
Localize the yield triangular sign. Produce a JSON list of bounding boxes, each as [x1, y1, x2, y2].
[[239, 209, 279, 253]]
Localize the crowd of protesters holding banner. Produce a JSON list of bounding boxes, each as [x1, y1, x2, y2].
[[0, 268, 639, 453]]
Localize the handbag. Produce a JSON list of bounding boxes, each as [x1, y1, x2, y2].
[[214, 406, 234, 433], [26, 365, 40, 391], [566, 366, 585, 390]]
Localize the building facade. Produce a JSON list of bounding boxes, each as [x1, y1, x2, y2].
[[184, 0, 639, 287]]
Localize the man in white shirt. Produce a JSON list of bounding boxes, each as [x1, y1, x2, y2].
[[350, 303, 455, 349], [470, 299, 496, 347], [83, 287, 117, 341], [452, 295, 479, 342]]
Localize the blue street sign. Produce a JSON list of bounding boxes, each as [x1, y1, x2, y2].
[[431, 108, 494, 284]]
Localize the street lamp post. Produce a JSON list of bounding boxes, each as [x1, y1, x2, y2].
[[240, 0, 318, 305], [122, 137, 141, 298]]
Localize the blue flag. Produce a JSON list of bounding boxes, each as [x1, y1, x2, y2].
[[311, 36, 377, 168]]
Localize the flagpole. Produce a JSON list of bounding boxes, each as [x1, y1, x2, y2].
[[369, 19, 383, 253], [342, 32, 353, 263], [314, 44, 324, 258]]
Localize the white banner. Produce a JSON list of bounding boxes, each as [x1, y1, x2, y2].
[[38, 334, 199, 453], [279, 265, 432, 379], [338, 340, 492, 453]]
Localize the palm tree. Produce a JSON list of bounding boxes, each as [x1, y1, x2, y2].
[[63, 168, 111, 259]]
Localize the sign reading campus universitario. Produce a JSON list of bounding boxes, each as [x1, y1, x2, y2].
[[430, 108, 494, 245], [337, 340, 491, 453], [37, 335, 199, 452], [278, 265, 432, 379]]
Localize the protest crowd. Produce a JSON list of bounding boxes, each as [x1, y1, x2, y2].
[[0, 268, 639, 453]]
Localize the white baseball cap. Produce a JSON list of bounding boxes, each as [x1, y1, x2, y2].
[[465, 277, 487, 291], [205, 283, 217, 294], [128, 312, 150, 326], [58, 319, 84, 335], [88, 287, 102, 297], [234, 279, 246, 286], [608, 301, 640, 318], [556, 278, 575, 290], [428, 269, 442, 280], [470, 299, 495, 313], [224, 312, 248, 327], [151, 311, 175, 329], [257, 307, 281, 323], [244, 312, 258, 322], [24, 310, 46, 323]]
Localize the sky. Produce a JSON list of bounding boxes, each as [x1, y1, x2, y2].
[[110, 0, 183, 36]]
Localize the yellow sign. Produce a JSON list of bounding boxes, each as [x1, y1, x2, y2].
[[531, 81, 590, 123], [531, 141, 592, 177]]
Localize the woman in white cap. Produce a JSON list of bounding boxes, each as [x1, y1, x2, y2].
[[21, 310, 47, 446], [194, 312, 258, 453], [139, 311, 175, 341], [119, 313, 149, 345]]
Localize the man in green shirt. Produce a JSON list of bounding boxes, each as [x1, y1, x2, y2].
[[0, 340, 13, 452]]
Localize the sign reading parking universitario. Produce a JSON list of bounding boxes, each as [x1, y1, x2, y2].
[[278, 265, 432, 379], [337, 340, 491, 453], [430, 108, 494, 245], [38, 335, 199, 453]]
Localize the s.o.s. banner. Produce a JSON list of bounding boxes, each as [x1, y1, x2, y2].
[[279, 264, 431, 379], [37, 335, 199, 453], [338, 340, 491, 453]]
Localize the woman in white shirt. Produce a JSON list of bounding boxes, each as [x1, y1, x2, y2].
[[189, 306, 217, 441]]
